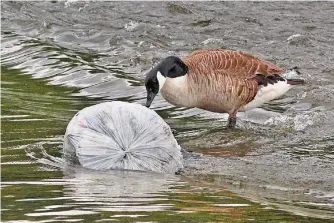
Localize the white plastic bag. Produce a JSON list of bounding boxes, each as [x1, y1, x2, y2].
[[63, 101, 183, 173]]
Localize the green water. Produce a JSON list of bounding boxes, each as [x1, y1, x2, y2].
[[1, 67, 332, 222]]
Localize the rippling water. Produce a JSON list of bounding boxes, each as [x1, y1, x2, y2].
[[1, 1, 334, 222]]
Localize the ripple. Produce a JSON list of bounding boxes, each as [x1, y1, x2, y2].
[[2, 1, 334, 221], [26, 210, 97, 217]]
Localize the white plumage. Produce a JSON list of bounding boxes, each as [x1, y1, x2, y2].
[[241, 80, 292, 111], [157, 71, 166, 91]]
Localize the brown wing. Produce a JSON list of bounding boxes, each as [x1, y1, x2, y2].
[[215, 72, 259, 107], [187, 66, 259, 108], [182, 48, 284, 78]]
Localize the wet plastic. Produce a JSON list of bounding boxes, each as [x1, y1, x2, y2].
[[63, 101, 183, 174]]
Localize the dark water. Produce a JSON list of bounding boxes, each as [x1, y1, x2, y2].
[[1, 1, 334, 222]]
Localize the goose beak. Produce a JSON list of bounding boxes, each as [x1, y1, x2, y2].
[[145, 90, 156, 108]]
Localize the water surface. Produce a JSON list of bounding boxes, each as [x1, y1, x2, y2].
[[1, 1, 334, 222]]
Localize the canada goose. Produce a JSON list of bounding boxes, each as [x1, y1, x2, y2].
[[145, 48, 304, 128]]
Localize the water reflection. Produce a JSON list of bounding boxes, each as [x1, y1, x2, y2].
[[61, 167, 181, 212], [191, 174, 334, 220], [14, 167, 182, 219]]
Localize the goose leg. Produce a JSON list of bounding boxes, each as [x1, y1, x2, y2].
[[227, 113, 237, 128]]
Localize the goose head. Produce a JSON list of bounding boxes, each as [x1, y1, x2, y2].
[[144, 56, 188, 107]]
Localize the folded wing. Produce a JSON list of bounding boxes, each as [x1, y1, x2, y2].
[[182, 48, 284, 78]]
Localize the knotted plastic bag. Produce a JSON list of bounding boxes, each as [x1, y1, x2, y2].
[[63, 101, 183, 173]]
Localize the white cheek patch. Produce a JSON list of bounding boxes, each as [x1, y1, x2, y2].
[[157, 71, 166, 91]]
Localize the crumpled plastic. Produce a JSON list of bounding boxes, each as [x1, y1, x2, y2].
[[63, 101, 183, 173]]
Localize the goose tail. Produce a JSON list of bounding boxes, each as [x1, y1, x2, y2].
[[282, 66, 305, 85], [287, 79, 305, 85]]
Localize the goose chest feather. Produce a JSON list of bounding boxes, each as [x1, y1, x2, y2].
[[144, 48, 305, 128]]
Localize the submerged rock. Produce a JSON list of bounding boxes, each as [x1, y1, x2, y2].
[[63, 101, 183, 173]]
